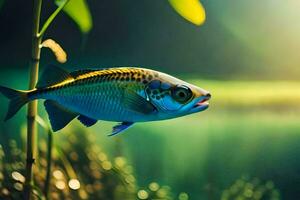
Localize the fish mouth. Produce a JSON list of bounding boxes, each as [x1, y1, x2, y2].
[[191, 95, 211, 112]]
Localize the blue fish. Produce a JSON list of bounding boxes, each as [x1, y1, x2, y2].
[[0, 66, 211, 135]]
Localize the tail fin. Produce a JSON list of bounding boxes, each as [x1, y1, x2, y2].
[[0, 86, 29, 121]]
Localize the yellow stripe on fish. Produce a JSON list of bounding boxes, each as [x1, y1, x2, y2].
[[46, 67, 159, 90]]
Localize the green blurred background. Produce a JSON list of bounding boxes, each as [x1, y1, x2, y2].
[[0, 0, 300, 199]]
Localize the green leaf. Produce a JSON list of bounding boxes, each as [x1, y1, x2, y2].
[[55, 0, 93, 33], [168, 0, 206, 26]]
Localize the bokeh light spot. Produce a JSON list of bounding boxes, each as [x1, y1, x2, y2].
[[55, 180, 66, 190], [137, 190, 149, 199], [115, 156, 126, 168], [149, 182, 159, 191], [157, 188, 167, 198], [69, 179, 81, 190], [1, 188, 9, 196], [13, 182, 23, 191], [178, 192, 189, 200], [53, 170, 64, 180], [244, 189, 253, 198], [102, 161, 112, 170], [11, 171, 25, 183], [98, 153, 107, 161]]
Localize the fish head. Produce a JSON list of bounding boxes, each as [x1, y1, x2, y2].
[[144, 72, 211, 119]]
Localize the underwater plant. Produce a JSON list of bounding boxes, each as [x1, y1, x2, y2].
[[0, 126, 187, 200]]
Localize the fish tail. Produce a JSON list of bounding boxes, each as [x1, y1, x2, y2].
[[0, 85, 29, 121]]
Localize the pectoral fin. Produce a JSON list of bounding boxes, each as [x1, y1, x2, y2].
[[77, 115, 97, 127], [108, 122, 134, 136], [123, 89, 157, 115], [44, 100, 78, 132]]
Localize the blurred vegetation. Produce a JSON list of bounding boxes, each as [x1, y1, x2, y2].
[[0, 126, 188, 200], [0, 125, 284, 200], [55, 0, 92, 34], [221, 176, 281, 200]]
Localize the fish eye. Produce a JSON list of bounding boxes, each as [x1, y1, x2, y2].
[[172, 85, 193, 103]]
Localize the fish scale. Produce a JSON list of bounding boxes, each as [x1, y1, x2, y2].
[[42, 77, 142, 121], [34, 68, 163, 120]]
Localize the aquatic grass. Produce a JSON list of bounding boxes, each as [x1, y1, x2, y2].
[[24, 1, 43, 198], [35, 115, 53, 198], [0, 127, 187, 200]]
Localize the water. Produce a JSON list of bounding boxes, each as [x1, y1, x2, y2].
[[0, 70, 299, 199]]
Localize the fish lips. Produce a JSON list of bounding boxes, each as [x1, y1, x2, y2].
[[189, 96, 210, 113]]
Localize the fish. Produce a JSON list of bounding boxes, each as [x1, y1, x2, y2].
[[0, 65, 211, 136]]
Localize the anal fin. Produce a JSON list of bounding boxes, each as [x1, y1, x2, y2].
[[44, 100, 78, 132], [77, 115, 97, 127], [108, 122, 134, 136]]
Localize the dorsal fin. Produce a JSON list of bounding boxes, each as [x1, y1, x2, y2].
[[36, 65, 73, 88]]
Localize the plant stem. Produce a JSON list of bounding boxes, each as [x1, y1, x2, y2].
[[24, 0, 70, 198], [24, 0, 43, 199], [44, 130, 53, 199], [55, 148, 77, 178], [36, 115, 53, 199]]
